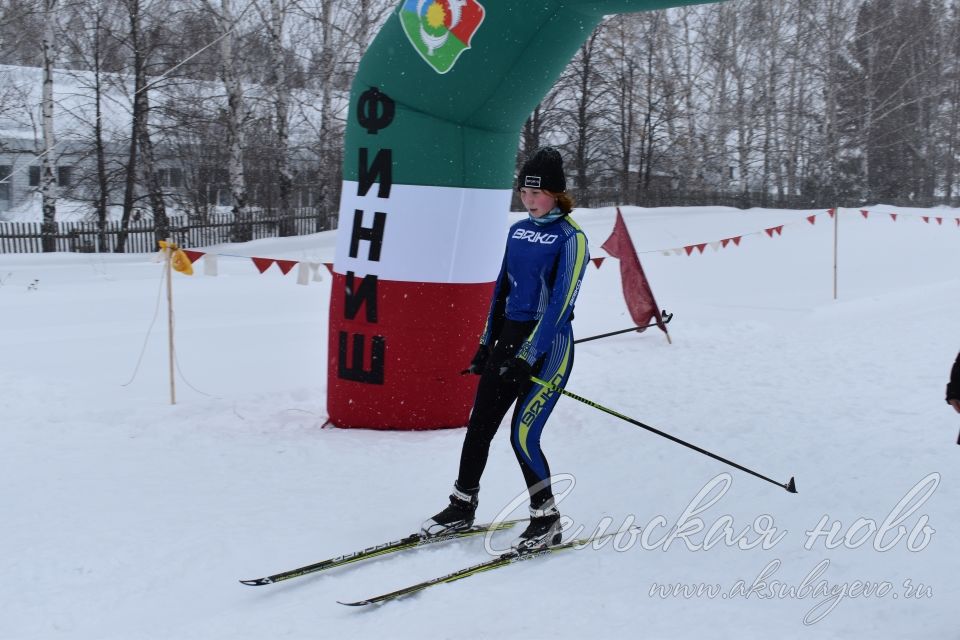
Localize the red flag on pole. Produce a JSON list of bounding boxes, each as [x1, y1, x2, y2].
[[601, 208, 670, 341]]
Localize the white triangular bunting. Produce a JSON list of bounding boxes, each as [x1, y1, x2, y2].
[[297, 262, 311, 286], [203, 253, 219, 276]]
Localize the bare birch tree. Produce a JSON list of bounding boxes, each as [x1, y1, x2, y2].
[[197, 0, 249, 239], [254, 0, 293, 232], [40, 0, 57, 251], [59, 0, 125, 248], [944, 2, 960, 200], [312, 0, 337, 227], [556, 26, 615, 207], [113, 0, 168, 251], [603, 14, 640, 201]]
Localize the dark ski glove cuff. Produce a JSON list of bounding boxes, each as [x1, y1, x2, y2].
[[462, 344, 491, 375], [947, 353, 960, 403], [499, 357, 533, 386]]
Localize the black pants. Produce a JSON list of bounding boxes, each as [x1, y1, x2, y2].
[[456, 318, 574, 509]]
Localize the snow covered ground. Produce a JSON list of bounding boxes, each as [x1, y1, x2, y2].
[[1, 204, 958, 639]]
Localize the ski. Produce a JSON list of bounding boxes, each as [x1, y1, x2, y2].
[[239, 519, 522, 586], [337, 529, 623, 606]]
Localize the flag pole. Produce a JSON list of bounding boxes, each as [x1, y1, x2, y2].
[[165, 239, 177, 405], [832, 207, 839, 300]]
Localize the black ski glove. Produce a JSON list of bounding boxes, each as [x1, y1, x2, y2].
[[499, 357, 533, 386], [461, 344, 491, 375]]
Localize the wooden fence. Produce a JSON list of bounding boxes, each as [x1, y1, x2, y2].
[[0, 209, 336, 254]]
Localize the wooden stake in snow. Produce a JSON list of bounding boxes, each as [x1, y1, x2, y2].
[[157, 239, 194, 404], [164, 239, 177, 405], [833, 207, 840, 300]]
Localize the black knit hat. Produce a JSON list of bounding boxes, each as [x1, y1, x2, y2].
[[518, 147, 566, 193]]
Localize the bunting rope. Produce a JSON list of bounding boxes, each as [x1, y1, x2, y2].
[[587, 207, 960, 268], [642, 209, 827, 257], [152, 244, 334, 285], [155, 206, 959, 279]]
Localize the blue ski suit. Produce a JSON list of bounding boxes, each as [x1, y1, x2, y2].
[[456, 212, 589, 508]]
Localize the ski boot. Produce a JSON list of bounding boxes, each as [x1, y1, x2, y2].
[[513, 501, 562, 552], [421, 484, 478, 537]]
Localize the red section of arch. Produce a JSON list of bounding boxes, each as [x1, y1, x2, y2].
[[327, 273, 494, 429]]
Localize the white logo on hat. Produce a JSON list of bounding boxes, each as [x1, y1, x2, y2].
[[524, 176, 542, 188]]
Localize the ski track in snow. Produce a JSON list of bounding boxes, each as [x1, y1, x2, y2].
[[1, 205, 958, 639]]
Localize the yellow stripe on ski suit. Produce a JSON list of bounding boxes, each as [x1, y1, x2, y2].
[[517, 334, 572, 461], [523, 222, 587, 357], [557, 222, 587, 326]]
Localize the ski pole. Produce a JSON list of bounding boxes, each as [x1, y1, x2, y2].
[[530, 376, 797, 494], [574, 311, 673, 345]]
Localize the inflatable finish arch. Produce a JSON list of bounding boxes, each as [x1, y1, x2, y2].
[[328, 0, 716, 429]]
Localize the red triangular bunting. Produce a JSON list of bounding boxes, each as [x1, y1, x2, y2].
[[922, 216, 930, 224], [827, 208, 835, 218], [276, 259, 297, 275], [695, 243, 707, 254], [890, 213, 898, 221], [860, 210, 869, 219], [182, 249, 204, 263], [806, 215, 817, 225], [684, 245, 695, 256], [764, 226, 783, 237], [732, 236, 742, 246], [591, 257, 605, 268], [956, 218, 960, 227], [324, 262, 334, 274], [721, 238, 731, 248], [252, 257, 274, 273], [935, 217, 943, 225]]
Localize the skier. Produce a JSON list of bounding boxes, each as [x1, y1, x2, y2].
[[422, 147, 589, 551], [947, 351, 960, 414]]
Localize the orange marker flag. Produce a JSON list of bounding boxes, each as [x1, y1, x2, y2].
[[158, 240, 194, 275]]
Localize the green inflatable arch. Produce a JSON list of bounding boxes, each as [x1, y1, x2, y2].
[[328, 0, 718, 429]]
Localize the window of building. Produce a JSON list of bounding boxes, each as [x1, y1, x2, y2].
[[206, 186, 232, 207], [0, 166, 11, 203], [295, 187, 316, 208], [29, 165, 73, 187], [158, 168, 183, 188]]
